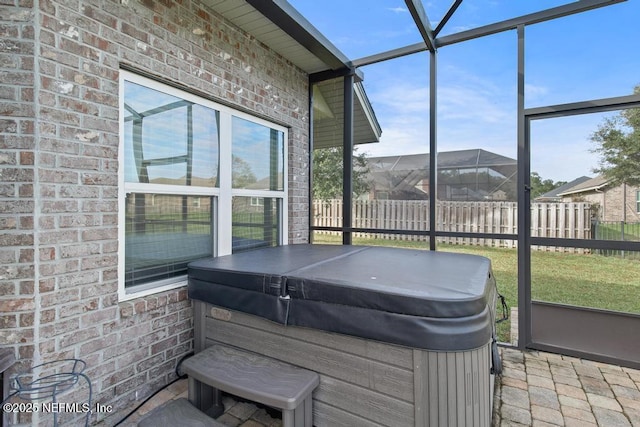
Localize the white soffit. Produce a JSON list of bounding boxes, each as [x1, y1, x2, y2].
[[202, 0, 337, 74], [313, 80, 382, 149]]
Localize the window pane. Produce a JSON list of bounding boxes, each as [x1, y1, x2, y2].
[[124, 81, 219, 187], [232, 196, 280, 252], [232, 117, 284, 190], [125, 193, 213, 288]]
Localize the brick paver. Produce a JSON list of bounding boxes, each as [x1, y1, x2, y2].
[[593, 407, 632, 427], [559, 394, 591, 411], [561, 405, 597, 423], [495, 348, 636, 427], [587, 393, 624, 411]]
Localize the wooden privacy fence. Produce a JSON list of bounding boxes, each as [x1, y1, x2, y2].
[[313, 199, 593, 251]]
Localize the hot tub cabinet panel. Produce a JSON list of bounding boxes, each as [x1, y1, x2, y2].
[[194, 302, 494, 427], [188, 245, 498, 426]]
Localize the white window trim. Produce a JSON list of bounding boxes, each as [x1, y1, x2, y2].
[[118, 70, 288, 301]]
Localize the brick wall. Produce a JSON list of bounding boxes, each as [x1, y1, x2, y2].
[[0, 0, 38, 392], [569, 185, 640, 223], [603, 184, 640, 222], [1, 0, 310, 424]]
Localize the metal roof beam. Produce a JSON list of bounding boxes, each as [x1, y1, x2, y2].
[[433, 0, 463, 37], [437, 0, 626, 47], [245, 0, 352, 70], [353, 0, 625, 66], [309, 67, 364, 84], [405, 0, 436, 52], [352, 42, 426, 67], [525, 93, 640, 120]]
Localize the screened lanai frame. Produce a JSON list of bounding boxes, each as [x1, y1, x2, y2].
[[310, 0, 630, 246], [521, 93, 640, 369], [301, 0, 640, 367]]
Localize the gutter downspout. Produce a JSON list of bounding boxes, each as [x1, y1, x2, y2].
[[595, 188, 605, 221]]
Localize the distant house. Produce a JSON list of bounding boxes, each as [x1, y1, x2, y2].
[[556, 176, 640, 222], [365, 149, 517, 201], [535, 176, 592, 202]]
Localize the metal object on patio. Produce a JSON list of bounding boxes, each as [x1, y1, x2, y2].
[[9, 359, 92, 427]]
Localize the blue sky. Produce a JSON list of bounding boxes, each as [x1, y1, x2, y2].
[[289, 0, 640, 182]]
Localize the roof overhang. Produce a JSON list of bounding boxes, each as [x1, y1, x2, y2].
[[557, 185, 607, 196], [202, 0, 380, 147], [202, 0, 352, 74], [312, 79, 382, 149], [557, 176, 610, 196]]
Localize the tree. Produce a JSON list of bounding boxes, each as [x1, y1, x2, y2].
[[530, 172, 566, 199], [232, 155, 257, 188], [590, 84, 640, 186], [313, 146, 371, 202]]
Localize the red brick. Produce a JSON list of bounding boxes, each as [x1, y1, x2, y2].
[[0, 314, 17, 329], [19, 312, 34, 327], [19, 248, 34, 262], [40, 309, 56, 324], [0, 298, 35, 312], [38, 247, 54, 261], [59, 326, 100, 348], [150, 336, 177, 355], [80, 306, 117, 327]]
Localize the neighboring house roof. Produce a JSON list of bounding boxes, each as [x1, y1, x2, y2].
[[557, 175, 610, 197], [207, 0, 382, 149], [535, 176, 592, 201]]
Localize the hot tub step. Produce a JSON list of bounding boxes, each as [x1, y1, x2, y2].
[[137, 398, 224, 427], [181, 344, 319, 427]]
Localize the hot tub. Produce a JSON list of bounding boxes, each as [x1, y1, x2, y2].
[[188, 244, 499, 426]]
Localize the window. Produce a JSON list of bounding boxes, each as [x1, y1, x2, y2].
[[637, 190, 640, 213], [119, 71, 287, 300], [250, 197, 265, 207]]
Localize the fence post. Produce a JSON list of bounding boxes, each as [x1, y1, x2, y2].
[[621, 220, 625, 259]]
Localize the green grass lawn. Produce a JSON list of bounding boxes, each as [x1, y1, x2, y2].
[[312, 233, 640, 342], [595, 221, 640, 240]]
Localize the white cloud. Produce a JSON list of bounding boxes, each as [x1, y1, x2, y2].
[[525, 83, 548, 101], [359, 62, 609, 182], [363, 78, 516, 158], [373, 83, 429, 115], [439, 84, 511, 124], [449, 25, 473, 33], [387, 6, 408, 13]]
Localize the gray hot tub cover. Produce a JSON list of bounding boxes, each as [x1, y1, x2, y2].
[[188, 244, 498, 351]]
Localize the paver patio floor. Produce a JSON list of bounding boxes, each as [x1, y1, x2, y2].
[[119, 347, 640, 426]]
